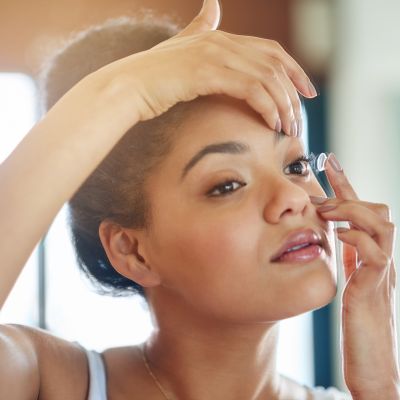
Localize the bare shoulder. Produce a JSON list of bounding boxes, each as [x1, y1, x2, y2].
[[102, 344, 157, 399], [0, 324, 89, 400]]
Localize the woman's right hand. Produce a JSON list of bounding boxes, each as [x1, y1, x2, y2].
[[92, 0, 317, 137]]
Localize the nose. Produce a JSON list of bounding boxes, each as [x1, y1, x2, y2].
[[262, 174, 311, 224]]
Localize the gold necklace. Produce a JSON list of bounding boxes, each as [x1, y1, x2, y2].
[[140, 343, 174, 400]]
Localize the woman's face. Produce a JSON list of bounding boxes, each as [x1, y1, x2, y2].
[[142, 95, 337, 323]]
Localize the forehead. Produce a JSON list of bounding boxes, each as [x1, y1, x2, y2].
[[170, 94, 304, 158], [178, 94, 270, 139]]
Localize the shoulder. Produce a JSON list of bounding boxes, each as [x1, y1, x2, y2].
[[101, 344, 154, 399], [0, 324, 89, 400]]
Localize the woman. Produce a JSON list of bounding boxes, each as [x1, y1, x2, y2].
[[0, 0, 399, 399]]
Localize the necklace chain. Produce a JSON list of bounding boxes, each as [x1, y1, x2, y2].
[[140, 343, 174, 400], [140, 343, 314, 400]]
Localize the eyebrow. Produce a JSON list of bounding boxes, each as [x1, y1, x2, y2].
[[180, 130, 286, 181]]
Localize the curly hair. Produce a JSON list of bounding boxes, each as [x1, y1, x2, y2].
[[39, 14, 200, 299]]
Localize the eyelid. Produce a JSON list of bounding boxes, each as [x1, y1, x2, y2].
[[204, 152, 314, 197], [285, 153, 313, 176], [206, 177, 246, 197]]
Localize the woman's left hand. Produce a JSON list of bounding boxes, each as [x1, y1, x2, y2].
[[310, 153, 400, 399]]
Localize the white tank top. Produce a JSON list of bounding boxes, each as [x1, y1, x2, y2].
[[83, 348, 352, 400]]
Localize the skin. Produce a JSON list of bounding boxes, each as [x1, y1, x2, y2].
[[2, 1, 398, 397], [99, 94, 338, 400]]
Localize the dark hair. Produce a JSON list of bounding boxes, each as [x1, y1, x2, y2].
[[39, 14, 198, 299]]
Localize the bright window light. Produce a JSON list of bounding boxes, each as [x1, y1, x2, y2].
[[0, 73, 38, 325]]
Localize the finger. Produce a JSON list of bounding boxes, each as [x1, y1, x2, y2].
[[389, 259, 397, 291], [197, 64, 281, 131], [276, 64, 303, 136], [336, 228, 391, 275], [342, 242, 358, 282], [221, 32, 318, 98], [215, 43, 296, 135], [310, 196, 391, 222], [177, 0, 222, 37], [317, 201, 395, 258], [324, 152, 359, 201]]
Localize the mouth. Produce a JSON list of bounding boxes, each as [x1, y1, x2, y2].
[[270, 228, 328, 263], [272, 243, 325, 263]]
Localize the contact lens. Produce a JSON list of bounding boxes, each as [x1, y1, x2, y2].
[[308, 152, 331, 198], [309, 152, 328, 173], [315, 152, 328, 171]]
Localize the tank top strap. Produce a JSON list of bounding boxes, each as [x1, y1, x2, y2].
[[74, 342, 107, 400]]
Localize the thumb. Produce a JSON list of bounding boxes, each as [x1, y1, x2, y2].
[[177, 0, 222, 37]]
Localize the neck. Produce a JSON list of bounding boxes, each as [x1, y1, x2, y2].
[[144, 294, 283, 400]]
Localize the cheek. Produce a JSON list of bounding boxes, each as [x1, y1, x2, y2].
[[309, 174, 329, 196], [148, 203, 264, 296]]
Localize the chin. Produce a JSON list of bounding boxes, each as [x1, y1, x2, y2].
[[307, 265, 338, 308]]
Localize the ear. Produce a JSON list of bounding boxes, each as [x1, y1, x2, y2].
[[98, 220, 161, 288]]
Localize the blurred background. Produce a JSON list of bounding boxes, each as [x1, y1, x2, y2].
[[1, 0, 399, 395]]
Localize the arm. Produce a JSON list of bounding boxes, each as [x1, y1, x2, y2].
[[0, 0, 315, 310], [0, 324, 40, 399], [0, 75, 141, 308]]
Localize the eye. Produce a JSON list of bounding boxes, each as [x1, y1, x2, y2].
[[207, 179, 247, 197], [284, 155, 312, 177]]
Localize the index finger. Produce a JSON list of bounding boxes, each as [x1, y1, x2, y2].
[[325, 152, 359, 201], [324, 153, 360, 280], [222, 32, 318, 98]]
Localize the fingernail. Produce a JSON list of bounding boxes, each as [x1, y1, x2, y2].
[[317, 204, 337, 212], [328, 153, 343, 172], [275, 118, 282, 133], [290, 119, 297, 137], [336, 227, 350, 234], [309, 195, 328, 204], [308, 80, 318, 97]]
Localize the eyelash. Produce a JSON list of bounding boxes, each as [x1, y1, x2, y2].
[[207, 153, 315, 197]]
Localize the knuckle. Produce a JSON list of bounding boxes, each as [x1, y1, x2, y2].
[[245, 79, 263, 97], [383, 221, 396, 234], [374, 203, 391, 220], [271, 58, 284, 71], [269, 39, 282, 50], [263, 65, 279, 80], [376, 253, 391, 269]]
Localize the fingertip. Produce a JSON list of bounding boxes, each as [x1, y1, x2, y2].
[[178, 0, 221, 36], [200, 0, 222, 30], [308, 80, 318, 97], [216, 0, 223, 29], [275, 118, 282, 133]]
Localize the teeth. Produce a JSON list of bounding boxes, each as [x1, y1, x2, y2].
[[286, 243, 311, 253]]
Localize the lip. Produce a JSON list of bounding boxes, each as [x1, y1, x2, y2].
[[270, 228, 325, 262]]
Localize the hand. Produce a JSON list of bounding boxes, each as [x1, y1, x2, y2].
[[310, 153, 400, 399], [93, 0, 317, 137]]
